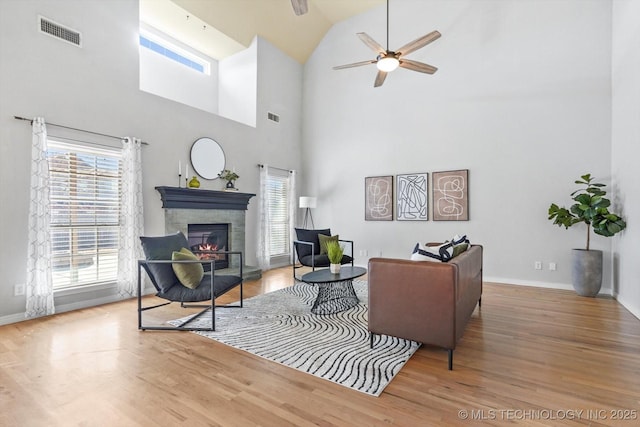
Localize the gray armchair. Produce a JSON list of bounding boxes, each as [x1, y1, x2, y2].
[[138, 231, 243, 331], [292, 228, 354, 280]]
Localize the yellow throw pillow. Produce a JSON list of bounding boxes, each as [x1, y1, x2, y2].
[[171, 247, 204, 289], [318, 234, 339, 255]]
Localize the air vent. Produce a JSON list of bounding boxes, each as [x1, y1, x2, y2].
[[267, 112, 280, 123], [39, 16, 81, 47]]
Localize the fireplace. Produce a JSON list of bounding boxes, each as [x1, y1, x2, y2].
[[156, 186, 261, 280], [187, 223, 229, 271]]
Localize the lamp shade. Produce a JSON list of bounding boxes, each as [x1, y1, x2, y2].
[[299, 196, 317, 209], [376, 56, 399, 72]]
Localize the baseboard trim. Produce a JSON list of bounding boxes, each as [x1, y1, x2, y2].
[[3, 277, 634, 324], [0, 286, 156, 326], [0, 312, 28, 326], [54, 294, 127, 315], [612, 292, 640, 321], [483, 276, 613, 296]]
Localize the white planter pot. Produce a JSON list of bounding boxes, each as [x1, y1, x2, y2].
[[330, 264, 341, 274]]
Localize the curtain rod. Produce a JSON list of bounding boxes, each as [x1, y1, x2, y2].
[[257, 164, 293, 173], [14, 116, 149, 145]]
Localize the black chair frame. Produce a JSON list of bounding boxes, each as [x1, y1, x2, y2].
[[292, 239, 354, 281], [138, 251, 243, 331]]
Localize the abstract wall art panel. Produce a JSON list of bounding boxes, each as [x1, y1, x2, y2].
[[365, 176, 393, 221], [433, 169, 469, 221], [396, 173, 428, 221]]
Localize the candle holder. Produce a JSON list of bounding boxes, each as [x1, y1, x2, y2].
[[185, 177, 189, 188], [178, 174, 182, 188]]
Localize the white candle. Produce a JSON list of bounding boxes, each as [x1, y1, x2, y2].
[[186, 164, 189, 178], [178, 160, 181, 175]]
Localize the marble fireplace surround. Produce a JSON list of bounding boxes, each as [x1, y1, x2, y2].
[[155, 186, 261, 280]]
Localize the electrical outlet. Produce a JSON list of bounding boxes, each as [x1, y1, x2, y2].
[[534, 261, 542, 270], [549, 262, 557, 271], [14, 283, 25, 296]]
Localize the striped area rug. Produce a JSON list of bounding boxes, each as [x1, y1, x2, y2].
[[171, 280, 420, 396]]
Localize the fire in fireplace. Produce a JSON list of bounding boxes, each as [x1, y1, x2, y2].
[[187, 223, 229, 271]]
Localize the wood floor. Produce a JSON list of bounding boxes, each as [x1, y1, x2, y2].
[[1, 267, 639, 427]]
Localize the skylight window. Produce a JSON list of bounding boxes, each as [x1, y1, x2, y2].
[[139, 31, 210, 75]]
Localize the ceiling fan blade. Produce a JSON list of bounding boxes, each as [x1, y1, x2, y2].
[[396, 30, 441, 56], [399, 59, 438, 74], [374, 70, 388, 87], [357, 32, 386, 55], [290, 0, 308, 16], [333, 60, 377, 70]]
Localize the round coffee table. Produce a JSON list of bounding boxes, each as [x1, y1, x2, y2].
[[300, 266, 367, 315]]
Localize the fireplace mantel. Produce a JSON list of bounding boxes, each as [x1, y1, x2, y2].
[[155, 186, 255, 210]]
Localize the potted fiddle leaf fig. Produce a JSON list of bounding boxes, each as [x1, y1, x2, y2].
[[326, 240, 344, 274], [548, 173, 626, 297]]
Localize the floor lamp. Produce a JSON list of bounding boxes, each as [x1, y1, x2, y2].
[[299, 196, 316, 229]]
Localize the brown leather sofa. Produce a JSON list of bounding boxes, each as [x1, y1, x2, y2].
[[367, 245, 483, 370]]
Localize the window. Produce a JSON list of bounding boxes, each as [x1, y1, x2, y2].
[[139, 30, 210, 75], [47, 140, 122, 290], [266, 172, 292, 260]]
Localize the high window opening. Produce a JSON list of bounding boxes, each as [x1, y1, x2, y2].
[[139, 30, 210, 75], [47, 140, 122, 291], [138, 0, 259, 127], [138, 23, 219, 116]]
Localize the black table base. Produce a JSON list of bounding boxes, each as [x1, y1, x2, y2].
[[311, 279, 359, 315]]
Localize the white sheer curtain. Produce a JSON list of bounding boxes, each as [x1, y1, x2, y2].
[[117, 137, 144, 297], [25, 117, 55, 318], [257, 165, 271, 270], [288, 170, 297, 262]]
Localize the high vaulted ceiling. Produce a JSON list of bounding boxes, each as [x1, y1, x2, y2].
[[140, 0, 384, 63]]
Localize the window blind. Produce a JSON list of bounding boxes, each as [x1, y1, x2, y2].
[[47, 140, 122, 290], [266, 172, 291, 257]]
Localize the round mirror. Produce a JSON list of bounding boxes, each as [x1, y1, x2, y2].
[[190, 137, 226, 180]]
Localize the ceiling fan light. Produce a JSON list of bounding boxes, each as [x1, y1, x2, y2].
[[377, 56, 399, 72]]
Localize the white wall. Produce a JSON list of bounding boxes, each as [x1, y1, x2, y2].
[[611, 0, 640, 318], [0, 0, 302, 322], [302, 0, 614, 291], [218, 38, 258, 127]]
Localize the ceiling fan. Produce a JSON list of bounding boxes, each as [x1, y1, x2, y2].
[[333, 0, 441, 87], [290, 0, 308, 16]]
